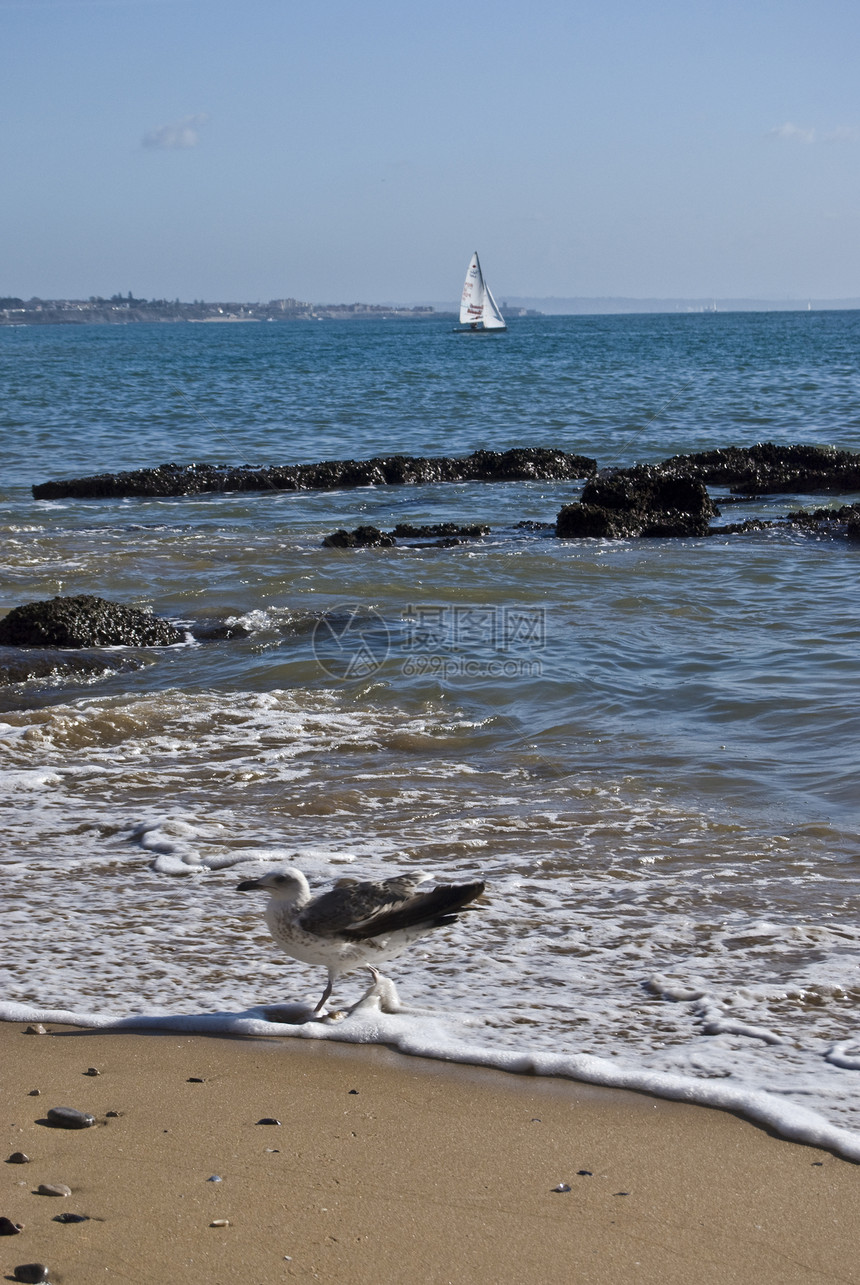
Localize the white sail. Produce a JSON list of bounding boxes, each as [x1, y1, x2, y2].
[[481, 281, 506, 329], [460, 252, 485, 325], [459, 251, 506, 330]]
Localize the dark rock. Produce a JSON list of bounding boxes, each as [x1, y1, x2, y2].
[[189, 620, 252, 641], [556, 468, 716, 539], [105, 1111, 122, 1118], [709, 519, 776, 535], [33, 448, 597, 501], [37, 1184, 72, 1197], [256, 1118, 281, 1126], [322, 525, 395, 549], [53, 1212, 89, 1224], [0, 1217, 23, 1234], [0, 596, 183, 648], [28, 1090, 40, 1097], [45, 1107, 95, 1129], [6, 1153, 30, 1164], [391, 522, 489, 539], [663, 442, 860, 494], [83, 1068, 100, 1076], [186, 1077, 205, 1083], [13, 1266, 50, 1284]]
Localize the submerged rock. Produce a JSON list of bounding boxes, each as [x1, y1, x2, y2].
[[33, 448, 597, 501], [0, 596, 183, 648], [322, 525, 395, 549]]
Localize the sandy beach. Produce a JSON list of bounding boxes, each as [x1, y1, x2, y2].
[[2, 1021, 858, 1285]]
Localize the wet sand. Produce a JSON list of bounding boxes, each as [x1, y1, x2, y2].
[[2, 1020, 858, 1284]]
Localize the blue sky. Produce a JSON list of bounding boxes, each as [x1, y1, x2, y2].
[[3, 0, 860, 302]]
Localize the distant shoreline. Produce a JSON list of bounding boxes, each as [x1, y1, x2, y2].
[[2, 293, 859, 326]]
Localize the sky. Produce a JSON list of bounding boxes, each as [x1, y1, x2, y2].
[[3, 0, 860, 303]]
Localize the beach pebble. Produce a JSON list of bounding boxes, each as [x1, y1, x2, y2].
[[577, 1169, 593, 1176], [105, 1111, 122, 1118], [209, 1219, 230, 1227], [551, 1183, 571, 1193], [187, 1077, 205, 1083], [13, 1266, 50, 1284], [83, 1068, 100, 1077], [28, 1090, 41, 1097], [24, 1025, 47, 1036], [256, 1118, 281, 1126], [37, 1184, 72, 1198], [207, 1175, 222, 1183], [46, 1107, 95, 1129], [7, 1153, 30, 1164], [0, 1217, 24, 1235], [54, 1212, 90, 1224]]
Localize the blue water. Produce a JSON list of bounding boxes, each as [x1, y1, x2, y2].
[[3, 313, 860, 1146]]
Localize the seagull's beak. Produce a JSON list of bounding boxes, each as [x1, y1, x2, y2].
[[236, 878, 264, 892]]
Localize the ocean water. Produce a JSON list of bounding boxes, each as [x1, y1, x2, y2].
[[3, 313, 860, 1157]]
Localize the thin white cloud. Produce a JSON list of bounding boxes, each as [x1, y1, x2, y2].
[[769, 122, 816, 144], [142, 113, 208, 150], [769, 122, 859, 145]]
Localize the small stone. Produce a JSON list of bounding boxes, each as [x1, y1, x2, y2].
[[37, 1183, 72, 1197], [46, 1107, 95, 1129], [206, 1175, 222, 1183], [28, 1090, 41, 1097], [0, 1217, 24, 1235], [551, 1183, 571, 1193], [577, 1170, 593, 1176], [105, 1111, 122, 1118], [7, 1153, 30, 1164], [256, 1118, 281, 1126], [54, 1212, 89, 1224], [187, 1077, 205, 1083], [209, 1219, 230, 1227], [83, 1068, 100, 1077], [348, 1089, 358, 1095], [613, 1191, 630, 1197], [14, 1266, 50, 1284], [24, 1025, 47, 1035]]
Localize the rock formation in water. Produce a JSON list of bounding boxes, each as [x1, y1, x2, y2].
[[322, 521, 490, 548], [556, 470, 717, 538], [32, 448, 598, 501], [0, 595, 184, 648], [660, 443, 860, 494]]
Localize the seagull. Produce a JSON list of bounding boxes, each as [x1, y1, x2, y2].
[[236, 867, 485, 1015]]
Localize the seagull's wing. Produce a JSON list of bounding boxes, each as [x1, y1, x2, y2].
[[299, 875, 427, 937], [304, 880, 486, 941]]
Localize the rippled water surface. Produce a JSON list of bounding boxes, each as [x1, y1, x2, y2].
[[3, 314, 860, 1137]]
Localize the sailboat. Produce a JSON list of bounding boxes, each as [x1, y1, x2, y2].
[[457, 251, 507, 332]]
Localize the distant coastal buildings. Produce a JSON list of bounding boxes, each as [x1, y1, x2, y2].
[[0, 293, 443, 326]]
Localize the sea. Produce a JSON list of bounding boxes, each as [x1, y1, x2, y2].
[[3, 312, 860, 1158]]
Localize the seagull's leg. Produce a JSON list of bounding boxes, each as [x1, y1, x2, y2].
[[313, 975, 334, 1016]]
